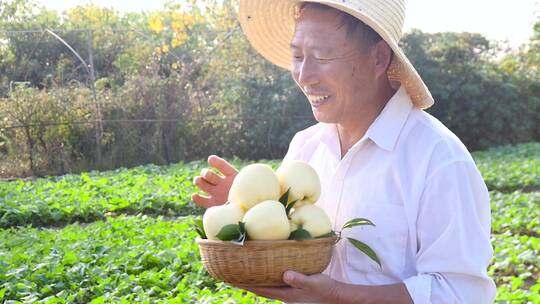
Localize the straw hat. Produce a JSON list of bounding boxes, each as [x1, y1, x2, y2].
[[238, 0, 434, 109]]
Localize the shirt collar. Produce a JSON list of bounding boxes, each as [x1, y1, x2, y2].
[[318, 85, 413, 153], [365, 85, 413, 151]]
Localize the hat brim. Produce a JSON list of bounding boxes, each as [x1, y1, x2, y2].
[[238, 0, 434, 109]]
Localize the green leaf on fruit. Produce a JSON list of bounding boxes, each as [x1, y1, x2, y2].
[[288, 228, 313, 240], [346, 237, 381, 268], [231, 230, 246, 246], [216, 222, 246, 245], [193, 218, 207, 239], [342, 218, 375, 229], [316, 231, 337, 238], [232, 221, 246, 245], [285, 199, 298, 216], [216, 224, 241, 241], [279, 188, 290, 208], [238, 221, 246, 234]]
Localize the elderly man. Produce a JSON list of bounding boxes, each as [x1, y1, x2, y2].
[[192, 0, 496, 303]]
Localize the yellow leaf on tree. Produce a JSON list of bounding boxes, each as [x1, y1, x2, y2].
[[171, 32, 188, 48], [148, 15, 165, 33], [171, 20, 185, 32]]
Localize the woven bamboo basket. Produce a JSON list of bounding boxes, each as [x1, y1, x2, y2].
[[196, 236, 337, 286]]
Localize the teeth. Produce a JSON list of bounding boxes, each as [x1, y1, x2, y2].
[[308, 95, 330, 103]]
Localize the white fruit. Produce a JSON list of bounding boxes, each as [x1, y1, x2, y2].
[[228, 163, 280, 210], [203, 203, 245, 240], [243, 200, 290, 240], [276, 160, 321, 208], [289, 204, 332, 237]]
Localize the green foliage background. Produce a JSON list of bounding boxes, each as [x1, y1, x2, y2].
[[0, 0, 538, 177], [0, 143, 538, 302]]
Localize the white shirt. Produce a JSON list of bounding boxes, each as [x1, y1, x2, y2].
[[283, 86, 496, 303]]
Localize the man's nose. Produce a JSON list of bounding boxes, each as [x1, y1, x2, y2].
[[296, 59, 319, 87]]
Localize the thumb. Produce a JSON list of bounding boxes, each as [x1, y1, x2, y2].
[[283, 271, 313, 289]]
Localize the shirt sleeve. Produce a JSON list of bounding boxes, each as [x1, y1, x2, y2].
[[403, 160, 496, 303], [282, 133, 299, 163], [282, 130, 308, 162]]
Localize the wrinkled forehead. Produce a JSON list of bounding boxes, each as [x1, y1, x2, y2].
[[291, 6, 354, 50], [294, 3, 345, 30]]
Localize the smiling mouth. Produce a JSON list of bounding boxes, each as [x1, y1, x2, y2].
[[307, 95, 330, 106]]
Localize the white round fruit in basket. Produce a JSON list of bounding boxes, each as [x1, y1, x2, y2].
[[276, 160, 321, 208], [243, 200, 290, 240], [228, 163, 280, 210], [203, 203, 245, 240], [290, 204, 333, 237]]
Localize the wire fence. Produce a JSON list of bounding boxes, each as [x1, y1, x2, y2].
[[0, 26, 314, 177], [0, 115, 316, 177], [0, 116, 314, 131]]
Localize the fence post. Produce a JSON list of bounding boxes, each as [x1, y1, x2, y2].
[[44, 29, 103, 167], [86, 29, 103, 167]]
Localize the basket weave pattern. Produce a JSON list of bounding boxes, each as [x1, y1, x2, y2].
[[197, 237, 337, 286]]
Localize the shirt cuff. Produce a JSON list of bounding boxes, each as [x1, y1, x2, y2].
[[403, 274, 432, 304]]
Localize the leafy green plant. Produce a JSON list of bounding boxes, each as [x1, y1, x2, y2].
[[491, 191, 539, 236], [0, 215, 277, 303], [474, 142, 540, 192], [0, 162, 208, 228], [0, 142, 538, 302]]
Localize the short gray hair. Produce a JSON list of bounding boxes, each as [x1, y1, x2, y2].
[[295, 2, 383, 51]]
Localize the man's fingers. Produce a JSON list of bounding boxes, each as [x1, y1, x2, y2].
[[200, 168, 223, 186], [193, 176, 216, 195], [208, 155, 237, 177], [240, 286, 296, 301], [191, 193, 219, 209], [283, 271, 311, 289]]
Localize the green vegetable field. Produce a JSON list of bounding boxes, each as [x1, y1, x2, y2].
[[1, 143, 538, 303]]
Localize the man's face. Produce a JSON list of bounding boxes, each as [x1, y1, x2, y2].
[[291, 7, 378, 124]]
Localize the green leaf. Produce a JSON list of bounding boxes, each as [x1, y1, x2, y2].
[[195, 227, 206, 239], [193, 218, 207, 239], [216, 224, 241, 241], [238, 221, 246, 235], [279, 188, 290, 208], [231, 235, 245, 245], [342, 218, 375, 229], [231, 221, 246, 245], [288, 228, 313, 240], [316, 230, 337, 238], [285, 199, 299, 216], [346, 237, 381, 268]]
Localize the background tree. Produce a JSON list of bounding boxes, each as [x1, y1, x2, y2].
[[0, 0, 538, 176]]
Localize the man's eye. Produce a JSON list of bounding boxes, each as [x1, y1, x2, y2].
[[293, 55, 304, 61], [315, 57, 332, 62]]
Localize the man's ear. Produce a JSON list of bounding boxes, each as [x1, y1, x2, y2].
[[373, 40, 393, 79]]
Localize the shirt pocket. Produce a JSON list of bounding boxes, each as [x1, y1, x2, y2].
[[343, 202, 408, 277]]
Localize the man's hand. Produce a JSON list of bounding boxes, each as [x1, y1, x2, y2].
[[240, 271, 341, 303], [240, 271, 414, 304], [191, 155, 238, 208]]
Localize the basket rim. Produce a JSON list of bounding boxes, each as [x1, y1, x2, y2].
[[196, 236, 338, 246]]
